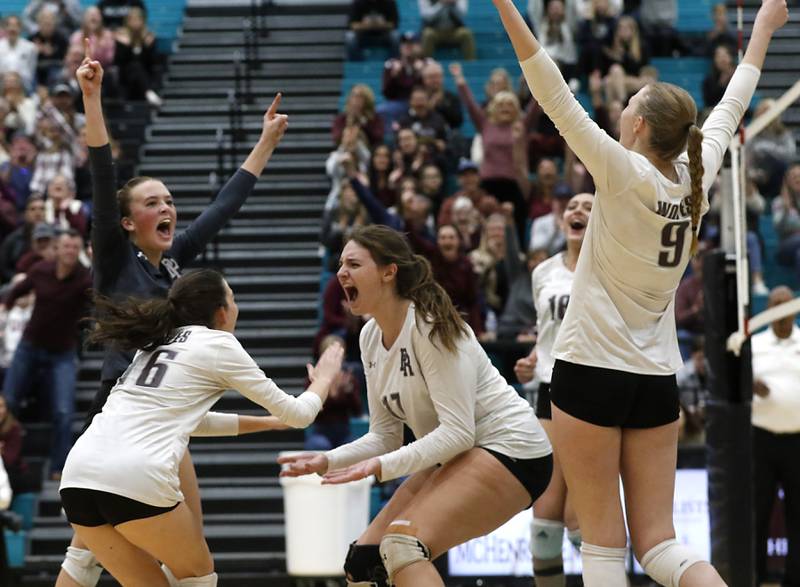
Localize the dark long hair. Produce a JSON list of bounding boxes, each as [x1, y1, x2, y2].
[[88, 269, 228, 351], [348, 225, 469, 353]]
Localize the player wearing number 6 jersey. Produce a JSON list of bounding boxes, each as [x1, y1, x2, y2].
[[494, 0, 788, 585], [59, 269, 344, 586]]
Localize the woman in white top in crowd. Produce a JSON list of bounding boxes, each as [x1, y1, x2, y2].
[[493, 0, 787, 585], [279, 224, 552, 587], [59, 269, 344, 587], [515, 191, 593, 586]]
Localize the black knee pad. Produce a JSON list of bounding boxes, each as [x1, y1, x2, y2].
[[343, 542, 389, 586]]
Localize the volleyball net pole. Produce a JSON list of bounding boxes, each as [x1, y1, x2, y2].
[[706, 14, 800, 581]]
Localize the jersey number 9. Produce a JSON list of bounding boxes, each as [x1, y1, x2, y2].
[[658, 221, 690, 268]]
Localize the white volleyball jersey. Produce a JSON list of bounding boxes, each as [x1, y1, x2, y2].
[[60, 326, 322, 506], [532, 253, 574, 383], [325, 304, 551, 481], [521, 50, 760, 375]]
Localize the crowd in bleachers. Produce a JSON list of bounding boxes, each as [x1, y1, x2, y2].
[[313, 0, 798, 452], [0, 0, 163, 521]]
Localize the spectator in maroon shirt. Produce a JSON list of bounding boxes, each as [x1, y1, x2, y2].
[[0, 396, 38, 493], [332, 84, 385, 148], [14, 222, 57, 275], [368, 144, 397, 208], [675, 245, 708, 336], [409, 223, 483, 335], [305, 334, 364, 450], [2, 229, 91, 479], [43, 174, 88, 237]]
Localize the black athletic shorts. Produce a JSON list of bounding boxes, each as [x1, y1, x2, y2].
[[482, 448, 553, 508], [536, 382, 552, 420], [60, 487, 179, 527], [550, 359, 679, 428]]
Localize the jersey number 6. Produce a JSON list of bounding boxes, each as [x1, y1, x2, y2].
[[136, 350, 178, 388], [658, 221, 690, 268]]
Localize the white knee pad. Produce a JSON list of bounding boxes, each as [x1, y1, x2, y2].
[[531, 518, 564, 560], [640, 539, 704, 587], [379, 522, 431, 583], [176, 573, 217, 586], [567, 528, 582, 550], [161, 564, 179, 587], [580, 542, 627, 587], [61, 546, 103, 587]]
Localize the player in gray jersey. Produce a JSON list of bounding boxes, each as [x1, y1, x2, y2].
[[280, 225, 552, 586], [495, 0, 787, 585], [59, 269, 343, 586], [515, 192, 593, 586]]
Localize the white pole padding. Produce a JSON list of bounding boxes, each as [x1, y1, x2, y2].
[[745, 79, 800, 141], [727, 297, 800, 356]]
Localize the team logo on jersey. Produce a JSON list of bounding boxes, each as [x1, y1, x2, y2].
[[162, 258, 182, 281], [399, 348, 414, 377]]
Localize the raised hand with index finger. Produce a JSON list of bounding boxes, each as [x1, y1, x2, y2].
[[259, 93, 289, 150], [76, 37, 104, 98]]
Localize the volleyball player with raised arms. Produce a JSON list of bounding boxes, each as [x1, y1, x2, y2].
[[515, 192, 593, 585], [57, 40, 293, 587], [280, 225, 553, 586], [493, 0, 787, 585], [59, 270, 344, 586]]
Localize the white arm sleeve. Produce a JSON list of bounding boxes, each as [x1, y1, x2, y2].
[[214, 337, 322, 429], [0, 459, 10, 510], [519, 50, 638, 196], [699, 64, 761, 191], [325, 329, 404, 471], [378, 331, 477, 481], [191, 411, 240, 437]]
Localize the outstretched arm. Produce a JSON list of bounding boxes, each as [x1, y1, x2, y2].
[[493, 0, 541, 61]]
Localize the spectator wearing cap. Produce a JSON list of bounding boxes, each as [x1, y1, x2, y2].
[[0, 134, 36, 210], [345, 0, 400, 61], [750, 286, 800, 587], [381, 31, 429, 126], [43, 174, 88, 237], [419, 0, 476, 61], [15, 222, 56, 275], [527, 183, 574, 256], [0, 16, 38, 92], [3, 229, 91, 480], [0, 197, 45, 282], [96, 0, 146, 30], [39, 83, 84, 155], [22, 0, 81, 37], [30, 7, 70, 87], [1, 72, 36, 136], [421, 60, 463, 130], [437, 158, 499, 226]]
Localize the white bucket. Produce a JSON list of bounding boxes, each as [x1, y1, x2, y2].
[[278, 451, 374, 576]]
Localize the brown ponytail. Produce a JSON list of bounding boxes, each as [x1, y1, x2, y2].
[[686, 124, 705, 256], [638, 82, 704, 257], [348, 225, 469, 353], [88, 269, 228, 351]]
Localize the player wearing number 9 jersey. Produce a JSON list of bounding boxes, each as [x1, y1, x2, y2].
[[495, 0, 787, 585]]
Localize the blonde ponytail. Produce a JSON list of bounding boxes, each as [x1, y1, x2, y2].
[[686, 124, 704, 256]]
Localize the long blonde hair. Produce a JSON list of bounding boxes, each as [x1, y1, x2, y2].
[[486, 91, 521, 125], [638, 82, 704, 256]]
